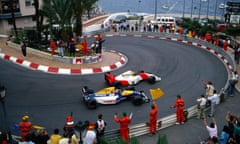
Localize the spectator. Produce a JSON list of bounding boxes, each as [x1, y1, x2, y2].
[[18, 115, 33, 141], [149, 101, 158, 135], [50, 39, 56, 56], [59, 133, 68, 144], [96, 34, 103, 53], [59, 131, 79, 144], [225, 112, 236, 143], [57, 39, 64, 57], [237, 45, 240, 64], [227, 71, 238, 96], [234, 45, 238, 61], [203, 116, 218, 140], [35, 129, 49, 144], [207, 90, 219, 117], [114, 112, 131, 142], [95, 114, 106, 144], [21, 41, 27, 57], [171, 95, 185, 125], [83, 122, 97, 144], [64, 115, 75, 136], [218, 125, 230, 144], [202, 81, 215, 97], [22, 133, 35, 144], [69, 40, 75, 57], [223, 40, 228, 51], [196, 94, 207, 119], [233, 117, 240, 143], [81, 38, 88, 56], [49, 128, 62, 144], [0, 132, 8, 144]]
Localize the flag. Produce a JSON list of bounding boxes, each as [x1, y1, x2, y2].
[[150, 88, 164, 100], [33, 125, 45, 129]]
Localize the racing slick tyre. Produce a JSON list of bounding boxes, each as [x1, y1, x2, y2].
[[132, 95, 143, 105], [87, 99, 97, 109], [114, 81, 121, 87], [148, 76, 156, 84], [125, 86, 135, 90]]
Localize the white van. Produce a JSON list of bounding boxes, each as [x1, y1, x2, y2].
[[151, 16, 176, 25]]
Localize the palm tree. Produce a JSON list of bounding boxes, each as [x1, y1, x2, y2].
[[40, 0, 98, 37], [214, 0, 218, 21], [70, 0, 98, 36], [33, 0, 41, 47], [198, 0, 202, 19], [40, 0, 73, 40], [206, 0, 209, 18], [190, 0, 193, 18], [41, 0, 73, 28], [84, 0, 98, 19], [154, 0, 157, 20], [182, 0, 185, 18], [10, 0, 18, 36], [70, 0, 84, 37]]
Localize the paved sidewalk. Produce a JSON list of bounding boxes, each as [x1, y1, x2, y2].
[[0, 38, 127, 74]]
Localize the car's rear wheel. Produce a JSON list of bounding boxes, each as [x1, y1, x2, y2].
[[148, 76, 156, 84], [132, 95, 143, 105], [87, 99, 97, 109], [125, 86, 135, 90]]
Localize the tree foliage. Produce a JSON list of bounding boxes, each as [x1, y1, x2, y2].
[[40, 0, 98, 37]]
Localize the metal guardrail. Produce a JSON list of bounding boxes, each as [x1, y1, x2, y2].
[[103, 105, 198, 140]]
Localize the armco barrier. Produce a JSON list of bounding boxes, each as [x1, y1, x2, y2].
[[103, 104, 199, 140]]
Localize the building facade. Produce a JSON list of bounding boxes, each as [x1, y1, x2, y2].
[[0, 0, 43, 35]]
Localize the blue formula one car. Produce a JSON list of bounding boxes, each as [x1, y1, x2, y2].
[[81, 86, 150, 109]]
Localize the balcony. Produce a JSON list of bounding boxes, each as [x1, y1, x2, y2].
[[0, 0, 20, 13], [0, 12, 21, 19]]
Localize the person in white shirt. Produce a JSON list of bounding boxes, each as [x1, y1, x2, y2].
[[196, 94, 207, 119], [59, 132, 79, 144], [83, 122, 97, 144], [207, 90, 219, 117], [203, 116, 218, 142]]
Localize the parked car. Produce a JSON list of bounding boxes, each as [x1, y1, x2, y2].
[[81, 86, 150, 109], [104, 70, 161, 86]]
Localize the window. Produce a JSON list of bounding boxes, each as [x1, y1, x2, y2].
[[25, 0, 32, 6]]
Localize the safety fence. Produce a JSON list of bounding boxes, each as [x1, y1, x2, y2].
[[102, 105, 198, 141]]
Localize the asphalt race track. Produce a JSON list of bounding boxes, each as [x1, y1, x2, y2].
[[0, 36, 228, 135]]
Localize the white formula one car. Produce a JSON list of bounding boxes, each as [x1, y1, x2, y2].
[[104, 70, 161, 86]]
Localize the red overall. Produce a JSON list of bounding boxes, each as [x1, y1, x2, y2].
[[114, 115, 131, 142], [223, 41, 228, 51], [18, 120, 33, 141], [81, 39, 88, 56], [149, 103, 158, 134], [173, 98, 185, 123], [50, 40, 56, 55]]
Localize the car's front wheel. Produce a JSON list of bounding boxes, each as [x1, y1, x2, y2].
[[87, 99, 97, 109], [148, 76, 156, 84], [132, 95, 143, 105]]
